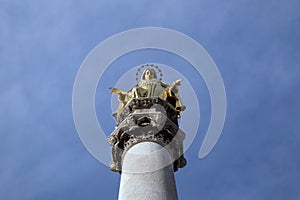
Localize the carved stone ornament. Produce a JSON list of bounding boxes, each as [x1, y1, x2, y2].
[[108, 97, 187, 173]]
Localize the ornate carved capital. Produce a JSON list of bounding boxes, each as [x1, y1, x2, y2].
[[108, 97, 186, 173]]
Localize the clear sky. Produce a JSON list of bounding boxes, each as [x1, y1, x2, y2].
[[1, 0, 300, 199]]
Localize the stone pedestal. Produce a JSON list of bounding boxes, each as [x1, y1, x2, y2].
[[118, 142, 178, 200]]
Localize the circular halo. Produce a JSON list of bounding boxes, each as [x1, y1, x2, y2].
[[135, 64, 163, 82], [72, 27, 227, 168]]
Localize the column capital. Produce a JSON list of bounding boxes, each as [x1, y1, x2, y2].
[[108, 97, 186, 173]]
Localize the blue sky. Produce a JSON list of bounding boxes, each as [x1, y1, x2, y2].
[[1, 0, 300, 199]]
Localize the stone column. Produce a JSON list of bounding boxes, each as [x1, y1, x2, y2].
[[118, 142, 178, 200], [108, 98, 187, 199]]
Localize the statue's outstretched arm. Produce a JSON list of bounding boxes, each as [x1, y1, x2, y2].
[[109, 87, 131, 105], [109, 87, 127, 95], [169, 79, 182, 94]]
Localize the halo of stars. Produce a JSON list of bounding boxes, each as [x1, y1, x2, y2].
[[135, 64, 163, 82]]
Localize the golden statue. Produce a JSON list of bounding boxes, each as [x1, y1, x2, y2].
[[110, 67, 186, 118]]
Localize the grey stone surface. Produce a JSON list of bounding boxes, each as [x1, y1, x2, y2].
[[118, 142, 178, 200]]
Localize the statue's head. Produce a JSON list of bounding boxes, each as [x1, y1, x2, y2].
[[141, 68, 157, 81]]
